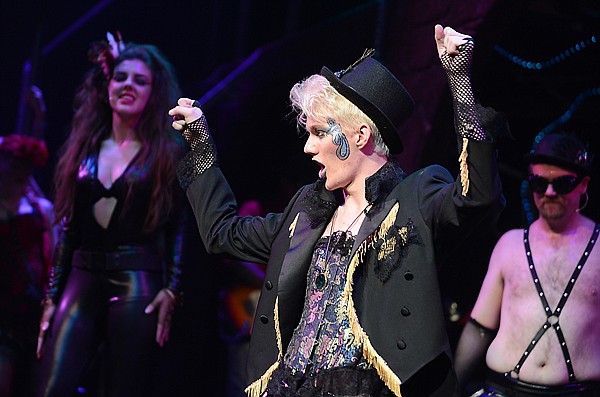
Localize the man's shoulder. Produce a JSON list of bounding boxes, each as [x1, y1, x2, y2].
[[501, 227, 524, 238], [404, 164, 452, 182], [484, 229, 528, 277], [496, 228, 524, 244], [581, 216, 599, 230]]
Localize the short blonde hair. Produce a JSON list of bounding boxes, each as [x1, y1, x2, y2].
[[290, 74, 389, 157]]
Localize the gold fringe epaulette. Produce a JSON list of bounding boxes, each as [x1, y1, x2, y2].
[[289, 213, 299, 238], [245, 297, 282, 397], [342, 203, 403, 397], [459, 137, 469, 196]]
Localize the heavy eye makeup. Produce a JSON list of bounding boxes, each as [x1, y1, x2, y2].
[[112, 72, 151, 86], [311, 126, 328, 138]]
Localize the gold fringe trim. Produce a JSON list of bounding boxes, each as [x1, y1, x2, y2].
[[245, 297, 282, 397], [379, 203, 398, 243], [342, 203, 403, 397], [459, 137, 469, 196], [289, 213, 299, 238]]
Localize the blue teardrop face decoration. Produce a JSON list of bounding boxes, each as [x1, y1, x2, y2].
[[326, 119, 350, 160]]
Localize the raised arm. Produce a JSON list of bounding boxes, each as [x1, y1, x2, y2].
[[168, 99, 280, 264], [435, 24, 488, 143], [434, 24, 509, 203]]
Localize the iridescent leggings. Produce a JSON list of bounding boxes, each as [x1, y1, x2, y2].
[[36, 266, 162, 397]]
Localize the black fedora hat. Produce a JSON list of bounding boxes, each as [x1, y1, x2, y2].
[[524, 132, 593, 175], [320, 50, 414, 154]]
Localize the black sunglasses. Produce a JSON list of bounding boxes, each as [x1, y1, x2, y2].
[[528, 174, 583, 195]]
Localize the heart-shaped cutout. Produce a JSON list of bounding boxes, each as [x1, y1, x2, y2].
[[93, 197, 118, 229]]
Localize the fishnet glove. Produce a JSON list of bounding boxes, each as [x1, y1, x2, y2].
[[176, 114, 218, 190], [440, 40, 489, 142]]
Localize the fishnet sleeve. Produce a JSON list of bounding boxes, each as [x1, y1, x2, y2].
[[176, 114, 218, 190], [440, 40, 490, 142]]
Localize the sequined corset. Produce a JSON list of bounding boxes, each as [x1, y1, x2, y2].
[[283, 231, 370, 376]]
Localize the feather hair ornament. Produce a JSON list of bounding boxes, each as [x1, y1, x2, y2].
[[334, 48, 376, 78]]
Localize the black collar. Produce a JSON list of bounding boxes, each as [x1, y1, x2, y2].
[[302, 160, 405, 228], [365, 160, 405, 214]]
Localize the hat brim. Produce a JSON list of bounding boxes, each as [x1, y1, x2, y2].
[[525, 153, 589, 175], [320, 66, 404, 154]]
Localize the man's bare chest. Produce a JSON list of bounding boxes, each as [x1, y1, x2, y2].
[[506, 232, 600, 310]]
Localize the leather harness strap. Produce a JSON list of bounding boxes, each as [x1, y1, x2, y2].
[[508, 224, 600, 382]]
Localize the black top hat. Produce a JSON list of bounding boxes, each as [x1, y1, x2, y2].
[[524, 132, 593, 175], [320, 51, 414, 154]]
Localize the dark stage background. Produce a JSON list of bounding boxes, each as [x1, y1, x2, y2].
[[1, 0, 599, 395]]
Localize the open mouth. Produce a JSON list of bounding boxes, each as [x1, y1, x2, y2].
[[314, 160, 326, 179], [118, 93, 135, 103]]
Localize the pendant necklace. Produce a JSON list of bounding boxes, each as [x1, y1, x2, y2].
[[314, 204, 370, 291]]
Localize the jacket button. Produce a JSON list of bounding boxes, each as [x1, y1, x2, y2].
[[265, 280, 273, 290], [397, 340, 407, 350], [260, 315, 269, 324], [401, 306, 410, 316], [404, 271, 414, 281]]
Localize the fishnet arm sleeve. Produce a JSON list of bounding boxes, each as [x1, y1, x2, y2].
[[176, 114, 218, 190], [440, 39, 512, 195], [440, 40, 490, 142]]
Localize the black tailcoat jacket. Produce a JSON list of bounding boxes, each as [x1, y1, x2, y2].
[[184, 139, 503, 396]]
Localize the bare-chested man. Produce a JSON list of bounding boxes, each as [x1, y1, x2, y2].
[[454, 131, 600, 396]]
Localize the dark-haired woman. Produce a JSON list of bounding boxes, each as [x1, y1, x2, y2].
[[36, 34, 185, 397]]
